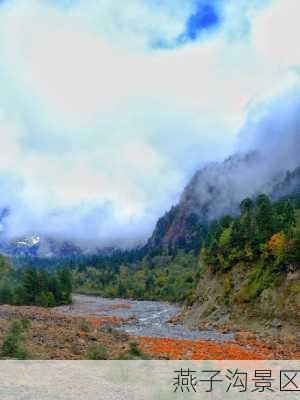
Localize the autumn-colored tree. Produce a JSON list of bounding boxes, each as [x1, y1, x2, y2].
[[267, 232, 286, 263]]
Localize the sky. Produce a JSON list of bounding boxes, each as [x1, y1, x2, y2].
[[0, 0, 299, 246]]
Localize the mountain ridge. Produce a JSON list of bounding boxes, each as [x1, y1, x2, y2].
[[1, 152, 299, 259], [147, 153, 300, 253]]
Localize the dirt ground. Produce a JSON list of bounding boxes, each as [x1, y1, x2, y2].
[[0, 304, 299, 360], [0, 305, 132, 360]]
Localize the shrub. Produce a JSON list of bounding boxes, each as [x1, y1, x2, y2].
[[129, 341, 142, 357], [116, 341, 150, 360], [236, 262, 278, 303], [35, 292, 56, 307], [0, 285, 15, 305], [1, 320, 29, 359], [79, 319, 91, 333], [87, 344, 109, 360]]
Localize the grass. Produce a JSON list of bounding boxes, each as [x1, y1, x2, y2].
[[1, 319, 31, 359], [236, 261, 279, 303], [87, 344, 109, 360], [86, 340, 150, 360], [116, 341, 151, 360]]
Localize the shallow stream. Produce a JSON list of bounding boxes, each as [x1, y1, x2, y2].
[[57, 294, 234, 341]]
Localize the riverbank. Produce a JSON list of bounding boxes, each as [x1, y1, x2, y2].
[[0, 304, 298, 360], [137, 334, 300, 360], [0, 304, 137, 359], [0, 294, 298, 360], [57, 295, 235, 341], [56, 295, 299, 360]]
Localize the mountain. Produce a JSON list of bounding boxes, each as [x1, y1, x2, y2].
[[272, 166, 300, 199], [146, 205, 207, 253], [0, 235, 83, 258], [1, 153, 299, 259], [147, 152, 300, 253], [0, 235, 116, 259], [70, 182, 300, 337]]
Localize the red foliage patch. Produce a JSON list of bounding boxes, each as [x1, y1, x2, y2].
[[137, 336, 300, 360]]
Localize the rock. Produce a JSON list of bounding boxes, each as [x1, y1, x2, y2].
[[125, 315, 138, 325], [271, 319, 283, 328], [218, 313, 230, 323], [166, 314, 181, 324], [235, 331, 257, 341]]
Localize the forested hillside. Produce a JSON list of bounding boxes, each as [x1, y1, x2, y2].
[[73, 250, 200, 303], [182, 194, 300, 333], [0, 257, 72, 307], [0, 165, 299, 335], [203, 194, 300, 277], [70, 192, 300, 328], [147, 157, 300, 252]]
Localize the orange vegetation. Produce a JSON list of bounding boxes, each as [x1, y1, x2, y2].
[[76, 303, 133, 327], [86, 315, 123, 328], [137, 336, 300, 360]]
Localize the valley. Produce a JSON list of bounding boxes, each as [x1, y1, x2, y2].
[[0, 0, 300, 373], [0, 161, 299, 361], [0, 294, 298, 360], [56, 294, 234, 341]]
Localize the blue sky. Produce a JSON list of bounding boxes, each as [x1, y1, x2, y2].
[[186, 3, 219, 37], [0, 0, 299, 246], [153, 0, 221, 48], [180, 1, 220, 42]]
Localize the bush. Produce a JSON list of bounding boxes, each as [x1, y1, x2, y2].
[[79, 319, 91, 333], [1, 320, 29, 359], [236, 262, 278, 303], [35, 292, 56, 308], [87, 344, 109, 360], [20, 317, 32, 330], [0, 285, 15, 305], [128, 341, 142, 357], [116, 341, 150, 360]]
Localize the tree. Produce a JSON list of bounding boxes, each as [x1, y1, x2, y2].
[[57, 267, 72, 304], [35, 292, 56, 307], [22, 267, 39, 304], [218, 227, 232, 249], [0, 284, 14, 305], [268, 232, 286, 264], [0, 256, 12, 275], [282, 200, 296, 232], [1, 320, 29, 359], [255, 194, 275, 242], [288, 230, 300, 265], [240, 198, 254, 215], [117, 281, 127, 297]]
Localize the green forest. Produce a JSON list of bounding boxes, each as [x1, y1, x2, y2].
[[0, 259, 72, 307], [204, 194, 300, 272], [72, 193, 300, 304], [0, 193, 299, 308]]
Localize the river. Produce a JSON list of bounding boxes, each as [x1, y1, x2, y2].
[[57, 294, 234, 341]]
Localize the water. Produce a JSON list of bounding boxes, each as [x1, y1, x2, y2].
[[57, 294, 234, 341]]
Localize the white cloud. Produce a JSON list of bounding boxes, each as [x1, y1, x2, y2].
[[253, 0, 300, 67], [0, 0, 299, 244]]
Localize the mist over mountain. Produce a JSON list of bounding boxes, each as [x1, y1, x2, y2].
[[148, 89, 300, 251], [0, 0, 299, 253], [0, 85, 299, 257]]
